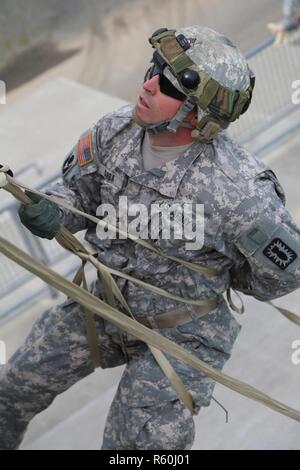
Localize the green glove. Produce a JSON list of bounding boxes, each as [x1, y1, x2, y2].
[[18, 191, 61, 240]]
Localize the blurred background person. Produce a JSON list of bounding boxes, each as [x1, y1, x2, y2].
[[268, 0, 300, 41]]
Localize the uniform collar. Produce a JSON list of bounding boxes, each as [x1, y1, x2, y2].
[[115, 127, 205, 198]]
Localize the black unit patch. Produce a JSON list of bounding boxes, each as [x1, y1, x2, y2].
[[263, 238, 297, 270], [62, 154, 76, 175]]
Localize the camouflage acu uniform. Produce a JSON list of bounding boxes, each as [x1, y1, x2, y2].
[[1, 104, 300, 450]]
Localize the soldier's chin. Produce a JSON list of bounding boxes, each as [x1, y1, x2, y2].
[[132, 106, 150, 129]]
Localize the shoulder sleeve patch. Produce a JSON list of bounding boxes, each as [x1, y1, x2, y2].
[[263, 238, 297, 270], [62, 146, 80, 184], [236, 214, 300, 274], [77, 131, 95, 167]]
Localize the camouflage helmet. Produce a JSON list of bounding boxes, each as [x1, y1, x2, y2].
[[145, 26, 255, 142]]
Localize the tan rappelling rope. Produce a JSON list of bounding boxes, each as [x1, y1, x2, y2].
[[0, 170, 300, 421], [3, 172, 300, 325], [5, 174, 222, 276], [0, 235, 300, 423], [0, 171, 196, 414]]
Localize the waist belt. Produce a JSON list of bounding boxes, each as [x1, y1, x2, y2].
[[137, 298, 218, 330]]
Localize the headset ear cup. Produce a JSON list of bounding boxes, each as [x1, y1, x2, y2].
[[192, 116, 221, 143]]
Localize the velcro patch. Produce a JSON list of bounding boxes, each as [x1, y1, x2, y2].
[[263, 238, 297, 270], [63, 153, 76, 175], [77, 132, 94, 167]]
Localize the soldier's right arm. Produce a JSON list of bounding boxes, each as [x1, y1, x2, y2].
[[19, 104, 133, 238], [18, 127, 102, 238], [44, 128, 102, 234]]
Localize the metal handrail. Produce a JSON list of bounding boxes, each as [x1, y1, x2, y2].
[[244, 36, 275, 59], [229, 28, 300, 148]]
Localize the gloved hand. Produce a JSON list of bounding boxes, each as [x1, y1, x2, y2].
[[18, 191, 61, 240]]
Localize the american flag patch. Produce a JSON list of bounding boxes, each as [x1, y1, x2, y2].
[[77, 132, 95, 167]]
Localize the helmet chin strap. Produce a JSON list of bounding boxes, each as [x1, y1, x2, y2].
[[132, 98, 228, 143], [132, 97, 195, 135], [166, 97, 196, 133]]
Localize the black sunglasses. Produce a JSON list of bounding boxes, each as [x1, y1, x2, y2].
[[144, 63, 186, 101]]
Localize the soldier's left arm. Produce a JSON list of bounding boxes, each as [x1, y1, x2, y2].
[[227, 170, 300, 301]]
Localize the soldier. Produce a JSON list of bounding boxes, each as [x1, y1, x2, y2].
[[1, 26, 300, 450], [268, 0, 300, 35]]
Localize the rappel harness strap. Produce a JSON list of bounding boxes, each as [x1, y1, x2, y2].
[[0, 170, 300, 421], [1, 235, 300, 423], [72, 261, 101, 368], [4, 172, 299, 325], [0, 172, 201, 414]]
